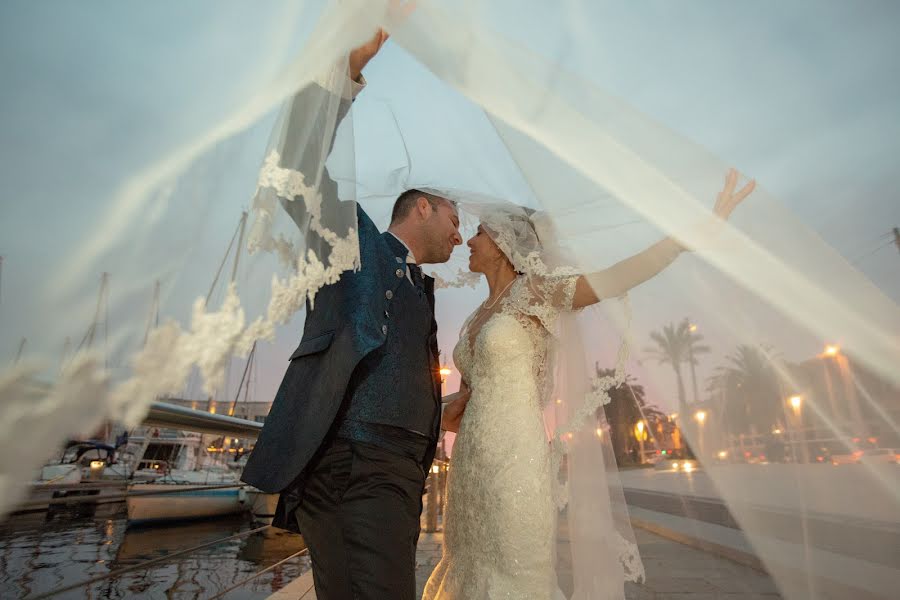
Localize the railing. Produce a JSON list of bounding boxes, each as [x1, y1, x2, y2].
[[423, 458, 450, 533]]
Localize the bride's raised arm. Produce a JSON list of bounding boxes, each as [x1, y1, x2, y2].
[[571, 169, 756, 309]]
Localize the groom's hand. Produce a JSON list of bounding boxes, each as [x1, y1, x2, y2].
[[441, 389, 471, 433], [349, 28, 389, 82]]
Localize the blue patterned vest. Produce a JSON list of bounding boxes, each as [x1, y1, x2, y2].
[[335, 234, 441, 449]]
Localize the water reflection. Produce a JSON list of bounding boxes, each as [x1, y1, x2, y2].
[[0, 505, 308, 599]]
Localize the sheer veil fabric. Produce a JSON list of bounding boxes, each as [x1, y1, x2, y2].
[[1, 2, 898, 598]]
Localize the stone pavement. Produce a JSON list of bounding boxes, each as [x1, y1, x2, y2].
[[415, 528, 781, 600], [622, 527, 781, 599], [272, 527, 782, 599]]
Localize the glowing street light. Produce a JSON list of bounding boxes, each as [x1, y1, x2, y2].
[[694, 410, 707, 425], [789, 395, 803, 410], [634, 421, 646, 465], [439, 367, 452, 377], [823, 344, 840, 357], [689, 323, 698, 333]]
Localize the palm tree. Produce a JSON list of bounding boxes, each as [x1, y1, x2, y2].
[[712, 344, 784, 436], [644, 319, 710, 416]]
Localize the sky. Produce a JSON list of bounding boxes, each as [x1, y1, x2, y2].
[[0, 2, 898, 418]]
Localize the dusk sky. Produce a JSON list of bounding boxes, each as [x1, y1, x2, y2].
[[1, 2, 897, 418]]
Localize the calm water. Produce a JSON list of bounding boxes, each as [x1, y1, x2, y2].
[[0, 504, 309, 599]]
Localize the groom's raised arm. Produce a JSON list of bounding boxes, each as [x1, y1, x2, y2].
[[273, 30, 389, 234]]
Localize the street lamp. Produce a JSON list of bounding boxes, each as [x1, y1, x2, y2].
[[694, 410, 707, 457], [428, 365, 454, 533], [786, 394, 805, 463], [823, 344, 840, 358], [634, 421, 646, 464], [668, 413, 682, 450], [687, 321, 700, 405]]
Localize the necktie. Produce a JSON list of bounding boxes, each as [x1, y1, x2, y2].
[[408, 263, 425, 295]]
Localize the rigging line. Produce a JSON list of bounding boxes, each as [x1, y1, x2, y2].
[[845, 231, 894, 258], [850, 239, 894, 264], [13, 337, 26, 365], [228, 341, 256, 417], [207, 546, 310, 600], [75, 272, 109, 353], [143, 280, 161, 348], [205, 214, 244, 306], [229, 210, 249, 285]]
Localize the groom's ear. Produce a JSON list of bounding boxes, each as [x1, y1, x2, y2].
[[416, 196, 433, 219]]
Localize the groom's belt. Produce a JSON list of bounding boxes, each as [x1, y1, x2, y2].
[[335, 419, 431, 463]]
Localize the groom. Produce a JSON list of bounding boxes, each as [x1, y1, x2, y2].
[[241, 32, 463, 600]]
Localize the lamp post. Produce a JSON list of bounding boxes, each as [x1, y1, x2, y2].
[[695, 410, 707, 457], [669, 413, 681, 451], [635, 421, 646, 465], [438, 367, 452, 460], [687, 322, 700, 405], [821, 343, 866, 439], [426, 366, 453, 533], [787, 394, 807, 463]]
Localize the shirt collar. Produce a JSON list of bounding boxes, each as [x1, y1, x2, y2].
[[388, 232, 417, 264]]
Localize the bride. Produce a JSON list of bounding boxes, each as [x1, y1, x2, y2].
[[424, 173, 755, 599]]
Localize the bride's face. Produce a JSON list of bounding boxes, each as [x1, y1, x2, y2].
[[467, 224, 504, 273]]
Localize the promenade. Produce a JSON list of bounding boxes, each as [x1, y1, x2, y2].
[[268, 464, 898, 599], [268, 527, 783, 599]]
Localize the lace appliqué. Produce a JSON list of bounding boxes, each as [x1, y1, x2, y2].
[[550, 296, 632, 511], [428, 268, 483, 290]]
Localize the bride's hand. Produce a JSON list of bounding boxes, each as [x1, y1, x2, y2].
[[681, 168, 756, 251], [713, 168, 756, 222], [441, 387, 471, 433]]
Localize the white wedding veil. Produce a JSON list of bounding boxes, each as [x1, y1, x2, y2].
[[1, 1, 898, 598]]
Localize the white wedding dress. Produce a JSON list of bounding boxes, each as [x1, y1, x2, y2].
[[423, 275, 575, 600]]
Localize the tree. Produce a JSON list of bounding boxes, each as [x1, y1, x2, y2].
[[644, 319, 710, 416], [710, 344, 784, 436], [594, 367, 666, 466]]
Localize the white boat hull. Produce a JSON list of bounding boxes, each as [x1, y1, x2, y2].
[[247, 489, 279, 524], [126, 483, 249, 523]]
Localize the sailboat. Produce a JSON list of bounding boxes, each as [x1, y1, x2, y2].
[[126, 212, 257, 525]]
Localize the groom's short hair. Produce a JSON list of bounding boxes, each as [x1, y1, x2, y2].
[[390, 189, 454, 225]]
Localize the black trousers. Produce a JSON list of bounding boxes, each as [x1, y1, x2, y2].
[[294, 438, 426, 600]]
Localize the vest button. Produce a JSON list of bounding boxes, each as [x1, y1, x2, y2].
[[384, 310, 390, 319], [385, 290, 393, 300], [395, 256, 404, 263], [395, 268, 405, 278], [381, 324, 388, 335]]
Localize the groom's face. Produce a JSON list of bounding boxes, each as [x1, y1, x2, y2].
[[419, 199, 461, 264]]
